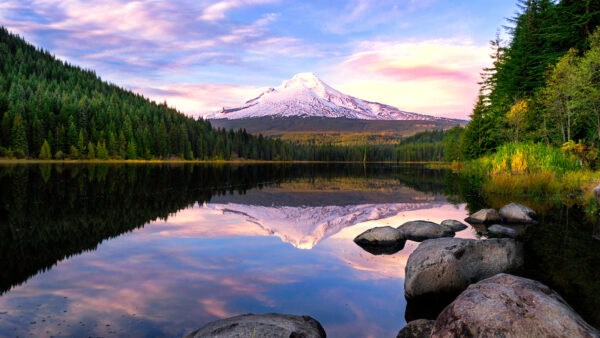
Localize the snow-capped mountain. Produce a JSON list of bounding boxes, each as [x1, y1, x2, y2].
[[204, 73, 450, 121]]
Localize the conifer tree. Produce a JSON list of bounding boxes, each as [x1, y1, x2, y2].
[[10, 114, 27, 157], [39, 139, 51, 159]]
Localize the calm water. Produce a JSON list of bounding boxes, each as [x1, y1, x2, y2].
[[0, 164, 598, 337]]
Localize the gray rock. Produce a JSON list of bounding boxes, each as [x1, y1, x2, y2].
[[499, 202, 537, 223], [440, 219, 468, 231], [404, 238, 523, 299], [432, 274, 600, 338], [464, 209, 501, 224], [354, 226, 405, 246], [487, 224, 518, 237], [594, 184, 600, 203], [185, 313, 326, 338], [397, 221, 454, 242], [398, 319, 433, 338]]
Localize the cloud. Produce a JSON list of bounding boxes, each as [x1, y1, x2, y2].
[[329, 39, 491, 119], [199, 0, 277, 21], [129, 81, 266, 117]]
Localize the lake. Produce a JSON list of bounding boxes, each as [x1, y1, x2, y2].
[[0, 163, 598, 337]]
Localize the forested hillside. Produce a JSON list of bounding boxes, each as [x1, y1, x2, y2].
[[0, 27, 294, 160], [455, 0, 600, 160]]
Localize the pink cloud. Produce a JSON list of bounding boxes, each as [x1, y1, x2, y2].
[[330, 39, 491, 119], [129, 82, 267, 117]]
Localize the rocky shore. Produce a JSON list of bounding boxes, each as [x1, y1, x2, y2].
[[183, 203, 599, 338]]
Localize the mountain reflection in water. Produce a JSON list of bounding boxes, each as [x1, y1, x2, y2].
[[0, 163, 597, 337]]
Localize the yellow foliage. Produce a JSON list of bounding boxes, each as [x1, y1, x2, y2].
[[510, 150, 528, 173], [507, 99, 528, 123], [493, 158, 509, 174]]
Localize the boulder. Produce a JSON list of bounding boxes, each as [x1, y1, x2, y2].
[[432, 274, 600, 337], [440, 220, 468, 231], [464, 209, 501, 224], [499, 203, 537, 223], [397, 221, 454, 242], [594, 184, 600, 203], [397, 319, 433, 338], [185, 313, 327, 338], [404, 238, 523, 299], [487, 224, 519, 237], [354, 226, 405, 246]]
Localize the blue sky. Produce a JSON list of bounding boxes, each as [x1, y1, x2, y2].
[[0, 0, 517, 118]]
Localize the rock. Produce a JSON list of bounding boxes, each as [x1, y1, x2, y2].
[[397, 319, 433, 338], [499, 202, 537, 223], [404, 238, 523, 299], [397, 221, 454, 242], [185, 313, 327, 338], [464, 209, 501, 224], [355, 242, 406, 255], [440, 220, 468, 231], [354, 226, 405, 246], [594, 184, 600, 203], [487, 224, 518, 237], [432, 274, 600, 337]]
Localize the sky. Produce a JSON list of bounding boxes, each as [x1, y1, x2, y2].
[[0, 0, 517, 119]]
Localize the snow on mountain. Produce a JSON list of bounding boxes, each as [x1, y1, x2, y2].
[[204, 202, 440, 249], [204, 73, 449, 121]]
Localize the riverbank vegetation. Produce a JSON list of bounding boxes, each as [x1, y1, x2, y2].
[[445, 0, 600, 201]]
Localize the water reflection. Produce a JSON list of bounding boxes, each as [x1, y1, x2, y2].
[[0, 163, 598, 337]]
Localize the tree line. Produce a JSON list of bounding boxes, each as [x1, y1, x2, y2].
[[454, 0, 600, 161], [0, 27, 304, 161], [0, 27, 468, 162]]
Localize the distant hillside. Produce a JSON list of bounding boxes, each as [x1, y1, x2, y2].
[[210, 116, 465, 145], [0, 27, 291, 160]]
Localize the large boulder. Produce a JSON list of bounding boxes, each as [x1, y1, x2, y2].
[[432, 274, 600, 337], [464, 209, 501, 224], [397, 319, 433, 338], [397, 221, 454, 242], [440, 220, 468, 232], [185, 313, 327, 338], [404, 238, 523, 299], [499, 202, 537, 224], [487, 224, 519, 237]]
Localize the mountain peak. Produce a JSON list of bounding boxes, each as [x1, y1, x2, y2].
[[205, 74, 454, 121]]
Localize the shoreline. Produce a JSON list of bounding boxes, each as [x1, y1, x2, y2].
[[0, 159, 449, 165]]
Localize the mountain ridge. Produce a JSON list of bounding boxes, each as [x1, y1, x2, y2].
[[204, 73, 461, 122]]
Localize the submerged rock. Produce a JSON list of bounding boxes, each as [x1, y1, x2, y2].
[[440, 219, 468, 231], [432, 274, 600, 337], [355, 242, 406, 255], [185, 313, 327, 338], [397, 221, 454, 242], [404, 238, 523, 299], [397, 319, 433, 338], [487, 224, 519, 237], [499, 203, 537, 223], [464, 209, 501, 224]]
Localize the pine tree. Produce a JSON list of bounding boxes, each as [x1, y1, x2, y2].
[[87, 141, 95, 159], [39, 139, 52, 159], [126, 139, 136, 159], [77, 130, 86, 154], [10, 114, 28, 157]]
